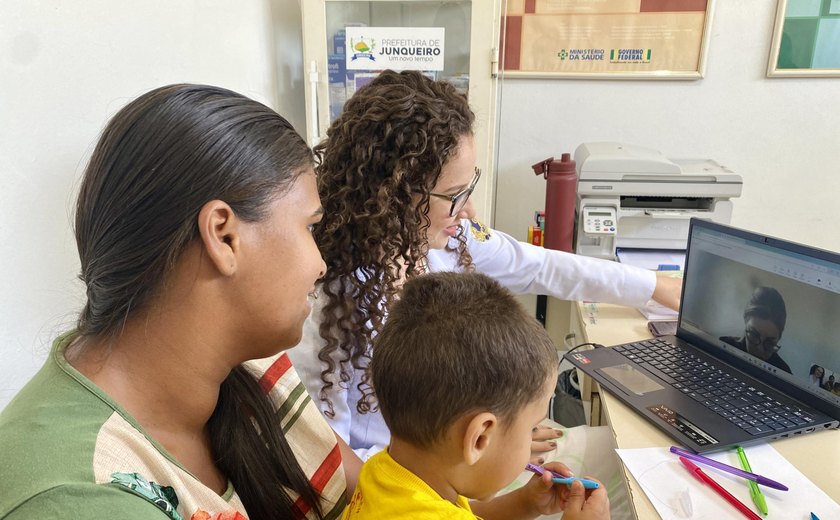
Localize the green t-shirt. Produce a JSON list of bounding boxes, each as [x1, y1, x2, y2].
[[0, 332, 347, 519]]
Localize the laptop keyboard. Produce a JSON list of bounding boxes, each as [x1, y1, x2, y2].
[[613, 338, 817, 436]]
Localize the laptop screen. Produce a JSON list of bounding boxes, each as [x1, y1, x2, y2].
[[680, 219, 840, 409]]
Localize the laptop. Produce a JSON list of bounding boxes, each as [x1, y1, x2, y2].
[[568, 218, 840, 453]]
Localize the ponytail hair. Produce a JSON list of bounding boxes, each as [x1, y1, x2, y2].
[[75, 84, 324, 519], [209, 366, 324, 518]]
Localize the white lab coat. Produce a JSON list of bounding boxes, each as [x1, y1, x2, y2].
[[287, 219, 656, 460]]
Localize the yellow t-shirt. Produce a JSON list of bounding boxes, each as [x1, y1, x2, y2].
[[342, 449, 480, 519]]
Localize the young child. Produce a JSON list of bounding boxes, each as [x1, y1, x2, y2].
[[342, 272, 610, 519]]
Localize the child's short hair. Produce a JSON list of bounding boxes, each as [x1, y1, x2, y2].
[[372, 272, 558, 448]]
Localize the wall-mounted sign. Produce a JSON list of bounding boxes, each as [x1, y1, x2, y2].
[[501, 0, 715, 80], [346, 26, 445, 71]]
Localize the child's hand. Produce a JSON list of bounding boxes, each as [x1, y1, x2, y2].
[[559, 480, 610, 520], [521, 462, 609, 518]]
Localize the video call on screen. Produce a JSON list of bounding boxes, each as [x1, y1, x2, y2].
[[680, 227, 840, 406]]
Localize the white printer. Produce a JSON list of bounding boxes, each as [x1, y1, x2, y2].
[[574, 142, 742, 260]]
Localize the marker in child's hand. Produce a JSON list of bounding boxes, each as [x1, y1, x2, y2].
[[551, 475, 600, 489], [524, 463, 600, 489]]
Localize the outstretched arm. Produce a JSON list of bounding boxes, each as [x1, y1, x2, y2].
[[651, 274, 682, 311], [457, 224, 656, 307]]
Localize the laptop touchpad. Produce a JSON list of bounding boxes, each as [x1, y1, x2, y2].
[[599, 364, 664, 396]]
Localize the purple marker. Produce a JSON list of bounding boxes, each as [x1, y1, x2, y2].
[[669, 446, 788, 491]]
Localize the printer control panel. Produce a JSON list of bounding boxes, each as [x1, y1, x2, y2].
[[582, 207, 617, 235]]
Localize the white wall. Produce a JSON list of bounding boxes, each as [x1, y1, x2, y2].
[[494, 2, 840, 248], [493, 2, 840, 315], [0, 0, 305, 410]]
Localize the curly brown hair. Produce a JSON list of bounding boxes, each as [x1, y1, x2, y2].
[[313, 70, 476, 416]]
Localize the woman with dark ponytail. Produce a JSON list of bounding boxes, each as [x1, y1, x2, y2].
[[0, 84, 349, 519]]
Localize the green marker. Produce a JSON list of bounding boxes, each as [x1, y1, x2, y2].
[[736, 446, 768, 515]]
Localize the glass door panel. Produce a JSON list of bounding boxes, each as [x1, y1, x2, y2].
[[301, 0, 499, 220], [324, 2, 471, 122]]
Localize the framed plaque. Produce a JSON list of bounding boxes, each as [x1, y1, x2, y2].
[[767, 0, 840, 78], [501, 0, 715, 79]]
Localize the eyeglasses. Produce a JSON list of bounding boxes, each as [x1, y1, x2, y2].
[[428, 167, 481, 217], [745, 327, 781, 353]]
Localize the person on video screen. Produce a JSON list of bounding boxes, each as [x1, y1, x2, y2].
[[809, 364, 826, 387], [720, 286, 791, 373]]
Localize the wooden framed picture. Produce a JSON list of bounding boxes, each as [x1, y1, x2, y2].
[[500, 0, 715, 80], [768, 0, 840, 77]]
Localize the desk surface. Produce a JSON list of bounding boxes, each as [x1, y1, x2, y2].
[[573, 301, 840, 519]]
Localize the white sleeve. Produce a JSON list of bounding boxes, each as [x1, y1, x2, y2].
[[462, 219, 656, 307], [349, 444, 386, 461], [344, 370, 391, 461], [286, 294, 392, 461], [286, 300, 353, 446]]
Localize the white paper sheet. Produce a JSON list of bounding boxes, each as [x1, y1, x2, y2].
[[638, 300, 679, 321], [616, 445, 839, 519]]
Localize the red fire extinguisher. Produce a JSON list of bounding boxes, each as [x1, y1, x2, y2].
[[532, 153, 578, 253]]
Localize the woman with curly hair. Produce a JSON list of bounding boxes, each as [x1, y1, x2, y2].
[[287, 70, 681, 464]]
